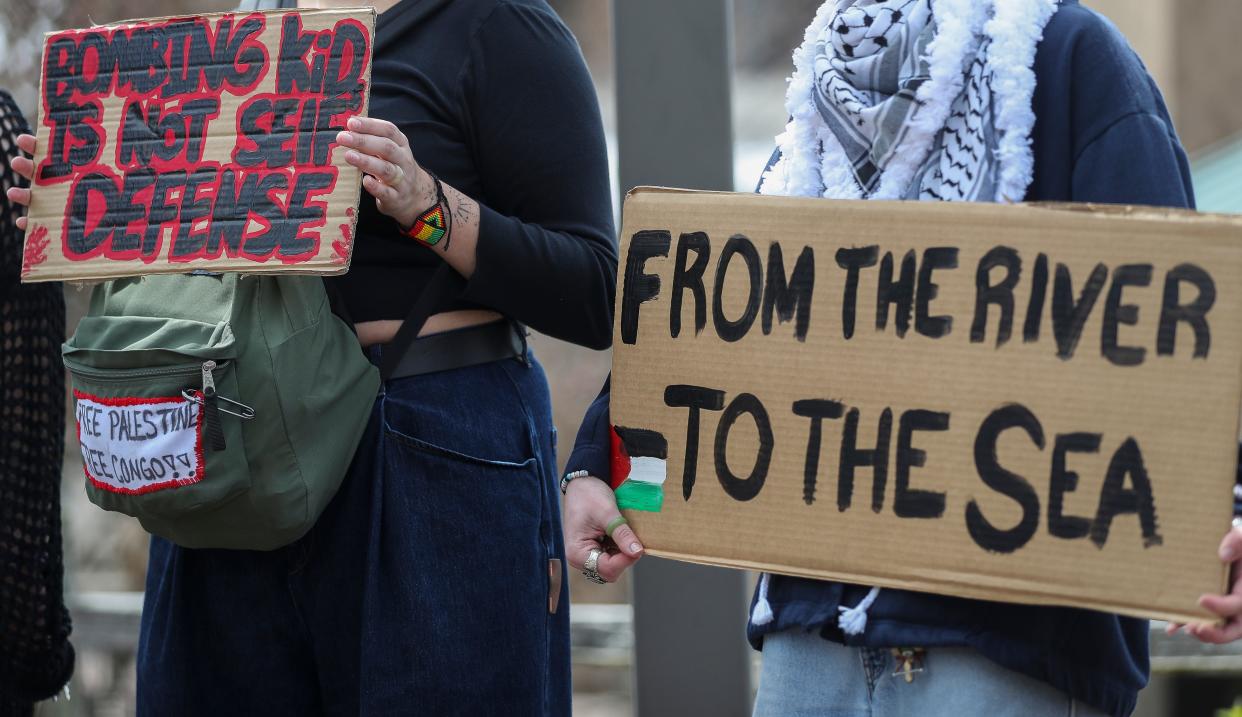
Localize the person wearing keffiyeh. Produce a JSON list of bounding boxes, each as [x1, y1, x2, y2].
[[563, 1, 1242, 715], [760, 0, 1037, 204]]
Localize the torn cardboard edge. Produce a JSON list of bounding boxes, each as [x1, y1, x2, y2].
[[644, 548, 1218, 626], [64, 6, 377, 32], [625, 185, 1242, 231]]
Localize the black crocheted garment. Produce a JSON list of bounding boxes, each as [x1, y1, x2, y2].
[[0, 89, 74, 715]]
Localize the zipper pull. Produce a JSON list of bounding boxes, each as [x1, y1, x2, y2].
[[890, 647, 925, 684], [200, 361, 226, 451], [201, 360, 217, 395]]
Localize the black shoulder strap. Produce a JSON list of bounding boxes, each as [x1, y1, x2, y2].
[[379, 263, 464, 380]]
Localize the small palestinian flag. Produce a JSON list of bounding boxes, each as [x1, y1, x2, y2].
[[611, 426, 668, 512]]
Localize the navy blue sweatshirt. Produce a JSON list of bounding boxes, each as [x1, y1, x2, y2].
[[566, 4, 1194, 715]]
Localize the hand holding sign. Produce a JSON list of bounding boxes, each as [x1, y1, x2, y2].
[[336, 115, 485, 280], [5, 133, 37, 231], [337, 116, 436, 231], [564, 475, 645, 583], [1166, 526, 1242, 643]]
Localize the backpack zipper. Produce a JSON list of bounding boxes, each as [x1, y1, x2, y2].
[[67, 359, 234, 451], [199, 360, 227, 451], [68, 359, 254, 421], [201, 360, 219, 396], [65, 359, 230, 382]]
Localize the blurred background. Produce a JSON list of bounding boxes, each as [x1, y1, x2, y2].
[[3, 0, 1242, 715]]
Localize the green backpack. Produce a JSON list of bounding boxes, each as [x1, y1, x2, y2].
[[63, 273, 379, 550]]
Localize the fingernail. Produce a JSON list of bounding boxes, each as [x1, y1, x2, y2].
[[630, 542, 643, 554], [345, 151, 359, 163], [348, 117, 361, 129], [337, 131, 352, 143], [1221, 545, 1237, 562]]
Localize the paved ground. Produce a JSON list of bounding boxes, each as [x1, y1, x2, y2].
[[573, 694, 632, 717]]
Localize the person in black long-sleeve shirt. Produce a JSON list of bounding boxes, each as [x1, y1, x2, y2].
[[147, 2, 614, 714], [324, 0, 616, 348], [9, 1, 614, 714]]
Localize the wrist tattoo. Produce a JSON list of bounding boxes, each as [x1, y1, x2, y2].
[[454, 195, 475, 225]]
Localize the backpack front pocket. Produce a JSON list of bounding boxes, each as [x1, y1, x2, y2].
[[65, 319, 252, 516]]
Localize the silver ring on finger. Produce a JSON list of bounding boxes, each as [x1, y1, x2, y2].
[[582, 547, 607, 584]]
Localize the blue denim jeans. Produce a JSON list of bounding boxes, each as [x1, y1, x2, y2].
[[136, 350, 569, 716], [753, 630, 1110, 717]]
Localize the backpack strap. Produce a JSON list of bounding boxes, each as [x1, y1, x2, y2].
[[379, 263, 465, 381]]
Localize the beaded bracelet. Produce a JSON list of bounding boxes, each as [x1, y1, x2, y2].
[[403, 170, 452, 249], [560, 469, 591, 494]]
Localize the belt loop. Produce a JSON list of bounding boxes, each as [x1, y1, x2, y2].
[[513, 321, 531, 367]]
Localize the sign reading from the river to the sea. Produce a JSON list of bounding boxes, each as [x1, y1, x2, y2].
[[611, 188, 1242, 625]]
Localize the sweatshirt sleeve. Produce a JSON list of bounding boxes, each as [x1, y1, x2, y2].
[[1071, 112, 1194, 210], [458, 2, 617, 350], [565, 377, 612, 482], [1056, 5, 1194, 211]]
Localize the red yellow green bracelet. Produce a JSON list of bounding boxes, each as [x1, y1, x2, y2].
[[403, 171, 452, 249]]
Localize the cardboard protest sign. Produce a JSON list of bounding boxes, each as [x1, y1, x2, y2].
[[20, 8, 374, 282], [612, 188, 1242, 624]]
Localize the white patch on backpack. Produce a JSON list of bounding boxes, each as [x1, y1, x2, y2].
[[73, 391, 204, 494]]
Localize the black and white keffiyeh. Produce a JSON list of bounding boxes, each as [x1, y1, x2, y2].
[[761, 0, 1059, 203]]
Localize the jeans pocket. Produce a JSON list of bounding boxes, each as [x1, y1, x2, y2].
[[384, 424, 538, 470], [379, 366, 547, 535], [382, 413, 543, 535], [381, 363, 539, 464], [379, 424, 550, 709]]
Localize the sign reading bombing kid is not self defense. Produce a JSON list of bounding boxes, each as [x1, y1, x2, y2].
[[611, 188, 1242, 624], [19, 8, 375, 282]]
